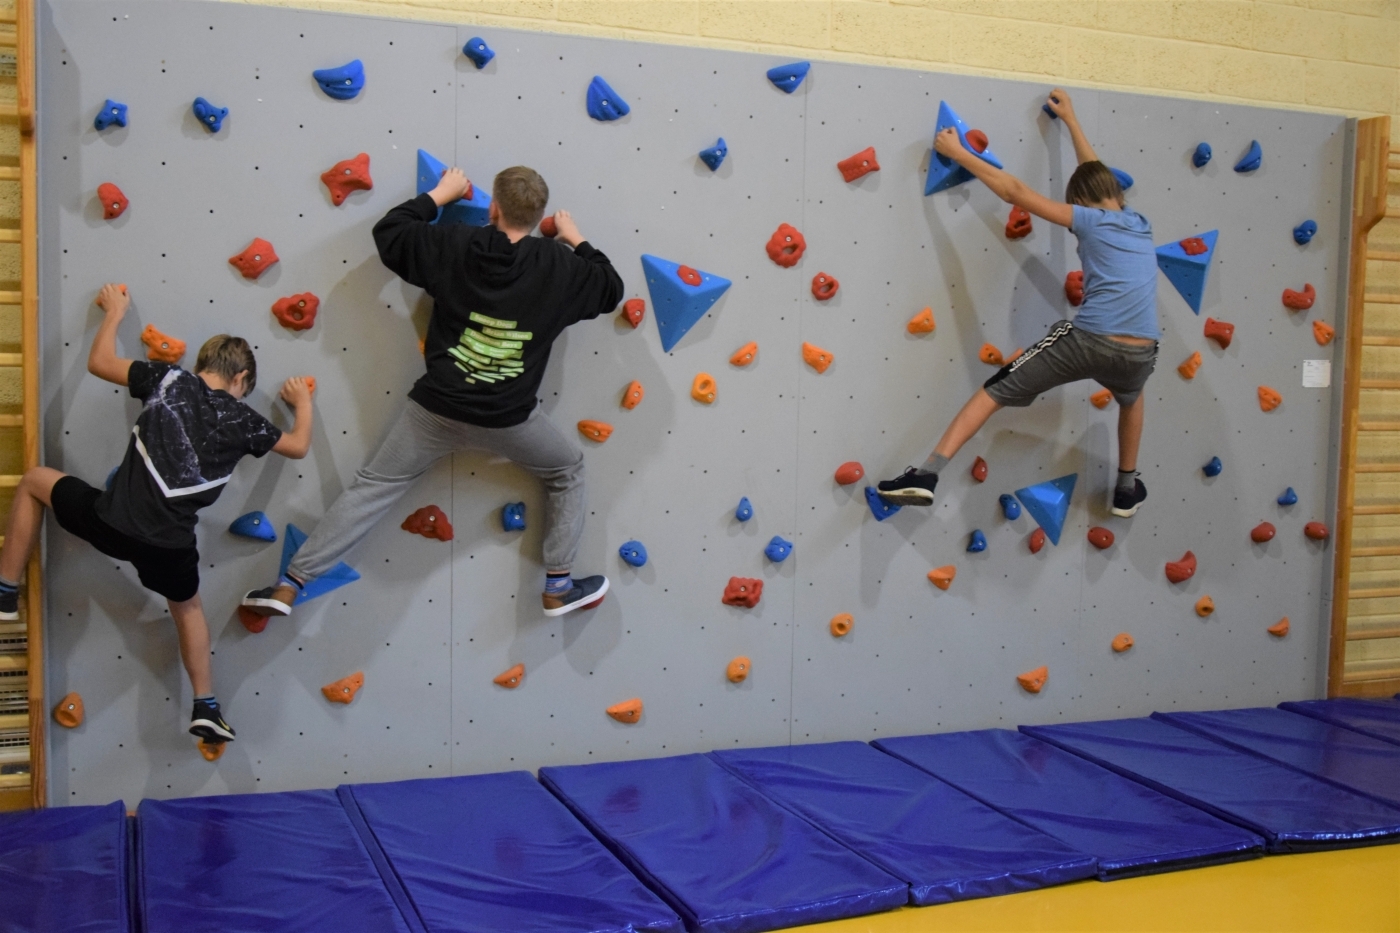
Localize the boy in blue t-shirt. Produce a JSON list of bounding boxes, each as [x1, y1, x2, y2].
[[879, 89, 1156, 518]]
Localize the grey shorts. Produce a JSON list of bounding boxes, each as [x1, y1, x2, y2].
[[983, 320, 1157, 408]]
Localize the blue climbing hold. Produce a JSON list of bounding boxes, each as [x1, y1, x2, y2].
[[462, 37, 495, 69], [192, 97, 228, 133], [1202, 456, 1223, 478], [229, 511, 277, 542], [1042, 104, 1057, 119], [416, 149, 492, 226], [764, 536, 793, 563], [1110, 167, 1134, 191], [586, 76, 630, 121], [1278, 487, 1298, 506], [999, 493, 1022, 521], [279, 524, 361, 605], [1013, 473, 1077, 547], [735, 496, 753, 522], [618, 540, 648, 568], [1234, 139, 1262, 173], [699, 137, 728, 172], [105, 466, 118, 491], [766, 61, 810, 94], [94, 99, 127, 131], [967, 529, 987, 553], [640, 254, 733, 353], [1294, 220, 1317, 245], [1155, 229, 1218, 314], [502, 502, 526, 532], [312, 60, 365, 100], [925, 100, 1004, 196], [864, 486, 900, 522], [1192, 142, 1212, 168]]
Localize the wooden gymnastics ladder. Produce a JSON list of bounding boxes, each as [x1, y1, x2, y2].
[[1328, 116, 1400, 698]]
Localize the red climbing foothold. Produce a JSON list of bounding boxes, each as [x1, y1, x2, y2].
[[723, 577, 763, 608], [1088, 526, 1114, 549], [1195, 595, 1215, 617], [271, 293, 319, 332], [726, 656, 751, 683], [493, 663, 525, 689], [677, 265, 702, 286], [1165, 551, 1197, 584], [765, 223, 807, 268], [802, 342, 834, 373], [1028, 528, 1046, 554], [811, 273, 839, 301], [691, 372, 716, 404], [834, 461, 865, 485], [1282, 283, 1316, 311], [1064, 270, 1084, 307], [1178, 351, 1202, 379], [1250, 521, 1276, 543], [198, 740, 226, 762], [97, 182, 128, 220], [578, 420, 613, 443], [979, 344, 1004, 367], [1204, 318, 1234, 349], [320, 152, 372, 206], [53, 693, 84, 728], [322, 671, 364, 704], [228, 238, 279, 279], [908, 308, 935, 334], [1313, 320, 1335, 345], [927, 565, 956, 590], [965, 129, 989, 153], [830, 613, 853, 637], [141, 324, 185, 363], [1179, 237, 1208, 256], [539, 215, 557, 238], [837, 147, 880, 183], [238, 605, 268, 634], [1090, 388, 1112, 409], [1005, 206, 1032, 240], [1304, 521, 1330, 541], [607, 698, 643, 724], [970, 456, 988, 483], [621, 298, 645, 328], [1268, 617, 1290, 637], [1258, 386, 1282, 412], [1017, 665, 1048, 694], [401, 505, 454, 541], [1112, 633, 1134, 653], [621, 380, 644, 410], [730, 342, 758, 366]]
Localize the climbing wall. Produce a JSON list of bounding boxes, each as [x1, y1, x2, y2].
[[38, 0, 1349, 805]]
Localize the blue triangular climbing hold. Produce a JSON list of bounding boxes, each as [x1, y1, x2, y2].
[[586, 76, 629, 121], [416, 149, 492, 226], [699, 137, 728, 171], [1013, 474, 1077, 546], [865, 486, 900, 522], [640, 255, 732, 353], [279, 524, 361, 605], [230, 511, 277, 542], [767, 61, 810, 93], [1155, 229, 1218, 314], [924, 101, 1004, 195]]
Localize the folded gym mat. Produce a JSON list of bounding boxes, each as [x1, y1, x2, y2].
[[872, 729, 1262, 879], [1023, 717, 1400, 852], [1280, 697, 1400, 747], [0, 800, 131, 933], [138, 790, 413, 933], [1159, 707, 1400, 809], [338, 771, 683, 933], [539, 753, 908, 933], [709, 742, 1097, 905]]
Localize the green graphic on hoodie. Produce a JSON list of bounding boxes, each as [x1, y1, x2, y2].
[[450, 312, 533, 384]]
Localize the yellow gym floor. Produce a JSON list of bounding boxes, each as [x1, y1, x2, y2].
[[790, 843, 1400, 932]]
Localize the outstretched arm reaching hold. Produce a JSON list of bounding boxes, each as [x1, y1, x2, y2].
[[271, 377, 314, 459], [933, 127, 1074, 229], [1043, 89, 1098, 165], [87, 283, 136, 386]]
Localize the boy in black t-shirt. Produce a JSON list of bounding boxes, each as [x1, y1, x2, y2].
[[0, 284, 314, 745]]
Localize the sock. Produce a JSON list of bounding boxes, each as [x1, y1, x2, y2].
[[545, 572, 573, 596], [280, 572, 306, 590], [193, 694, 219, 711], [0, 577, 18, 596], [917, 454, 949, 477], [1116, 469, 1139, 492]]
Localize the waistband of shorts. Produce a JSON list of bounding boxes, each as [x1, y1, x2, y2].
[[1070, 324, 1158, 359]]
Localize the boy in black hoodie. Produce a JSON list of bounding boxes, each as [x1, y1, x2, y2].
[[243, 166, 623, 620]]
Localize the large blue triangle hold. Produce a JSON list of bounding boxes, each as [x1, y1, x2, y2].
[[1013, 474, 1077, 546], [416, 149, 492, 226], [640, 255, 732, 353], [279, 524, 361, 605], [925, 101, 1004, 196], [1155, 229, 1218, 315]]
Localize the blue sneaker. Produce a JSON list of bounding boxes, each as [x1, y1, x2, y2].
[[542, 575, 609, 617]]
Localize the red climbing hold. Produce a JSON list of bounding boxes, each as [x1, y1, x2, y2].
[[677, 265, 702, 286], [97, 182, 128, 220], [834, 461, 865, 485], [1258, 386, 1282, 412], [1204, 317, 1234, 349], [1165, 551, 1197, 584], [1250, 521, 1276, 543], [621, 298, 645, 328], [908, 308, 935, 334], [965, 129, 989, 153], [539, 216, 557, 238], [1017, 665, 1048, 693], [621, 380, 644, 410], [1112, 633, 1134, 653], [493, 663, 525, 689], [765, 224, 806, 268], [730, 342, 758, 366], [271, 293, 319, 331], [927, 566, 956, 590], [723, 577, 763, 608], [322, 671, 364, 704], [228, 238, 279, 279], [1282, 283, 1316, 311], [606, 698, 643, 724], [401, 505, 454, 541], [979, 344, 1004, 367], [1304, 521, 1330, 541], [1178, 351, 1202, 379], [1064, 270, 1084, 307], [1313, 320, 1335, 345], [1179, 237, 1208, 256], [320, 152, 372, 206], [1088, 527, 1114, 549], [238, 605, 269, 634], [970, 456, 988, 483], [802, 342, 833, 373], [1005, 206, 1032, 240], [1090, 388, 1112, 409], [811, 273, 839, 301], [53, 693, 84, 728], [1028, 528, 1046, 554], [837, 147, 880, 182], [1268, 617, 1290, 637]]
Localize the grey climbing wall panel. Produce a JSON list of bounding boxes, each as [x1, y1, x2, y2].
[[38, 0, 1347, 805]]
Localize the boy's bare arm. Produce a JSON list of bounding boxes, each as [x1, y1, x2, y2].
[[1045, 89, 1099, 165], [87, 283, 135, 386], [549, 209, 585, 249], [270, 377, 314, 459], [934, 128, 1074, 228]]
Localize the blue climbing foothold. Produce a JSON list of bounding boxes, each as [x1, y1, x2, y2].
[[967, 529, 988, 553], [1042, 103, 1057, 119], [1234, 139, 1262, 173], [586, 76, 630, 122], [1110, 167, 1134, 191], [864, 486, 901, 522], [312, 60, 365, 100], [699, 137, 728, 172], [1294, 220, 1317, 245], [640, 254, 733, 353], [766, 61, 810, 94], [764, 536, 793, 563], [462, 37, 495, 69], [1155, 229, 1219, 314], [94, 99, 128, 131], [416, 149, 492, 226], [925, 101, 1004, 196], [1202, 456, 1223, 478], [618, 540, 648, 568], [999, 493, 1022, 521], [1278, 487, 1298, 506], [105, 466, 119, 491], [230, 511, 277, 542], [735, 496, 753, 522], [1192, 142, 1212, 168], [502, 502, 526, 532], [279, 525, 361, 605], [1013, 474, 1077, 547], [191, 97, 228, 133]]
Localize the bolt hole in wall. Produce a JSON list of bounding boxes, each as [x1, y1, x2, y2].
[[40, 0, 1343, 803]]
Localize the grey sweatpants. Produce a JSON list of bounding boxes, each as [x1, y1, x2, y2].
[[288, 400, 586, 580]]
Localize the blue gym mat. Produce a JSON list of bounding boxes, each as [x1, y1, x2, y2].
[[539, 753, 909, 933], [1023, 717, 1400, 852], [1281, 697, 1400, 747], [338, 771, 683, 933], [710, 742, 1097, 905], [872, 729, 1263, 879], [138, 790, 414, 933], [0, 800, 131, 933]]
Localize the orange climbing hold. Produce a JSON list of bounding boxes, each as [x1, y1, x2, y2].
[[1268, 617, 1290, 637], [765, 224, 807, 268], [606, 698, 643, 724], [322, 671, 364, 704], [272, 293, 319, 331], [198, 741, 226, 762], [238, 605, 269, 634], [1087, 527, 1114, 549], [730, 342, 758, 366], [907, 308, 935, 334], [1005, 206, 1032, 240], [228, 237, 279, 279], [1165, 551, 1197, 583], [1064, 270, 1084, 307], [830, 613, 853, 637], [1090, 388, 1112, 409], [402, 505, 454, 541], [802, 342, 833, 373], [691, 373, 716, 404], [677, 265, 702, 286], [1178, 351, 1202, 379], [1258, 386, 1282, 412], [1028, 528, 1046, 554], [1304, 521, 1330, 541], [493, 663, 525, 689], [811, 273, 839, 301], [965, 129, 989, 153], [979, 344, 1004, 367], [834, 461, 865, 485], [1196, 595, 1215, 617], [1282, 283, 1315, 311], [1313, 320, 1334, 345], [1111, 633, 1134, 653], [1250, 521, 1276, 543], [1017, 666, 1048, 694], [927, 565, 956, 590], [1204, 318, 1234, 349], [970, 456, 988, 483], [621, 380, 645, 410], [578, 420, 613, 443], [304, 376, 317, 395], [320, 152, 373, 206], [141, 324, 185, 363], [726, 656, 751, 683], [95, 283, 127, 311], [723, 577, 763, 608], [53, 693, 84, 728], [837, 147, 880, 183], [97, 182, 128, 220], [621, 298, 645, 328]]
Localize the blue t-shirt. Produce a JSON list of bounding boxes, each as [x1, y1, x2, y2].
[[1069, 205, 1159, 339]]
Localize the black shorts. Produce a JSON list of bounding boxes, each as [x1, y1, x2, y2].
[[983, 320, 1158, 408], [50, 476, 200, 602]]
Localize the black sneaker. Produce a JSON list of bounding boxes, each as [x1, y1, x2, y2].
[[189, 701, 236, 744], [0, 588, 17, 621], [542, 575, 609, 617], [241, 583, 298, 617], [877, 468, 938, 506], [1111, 478, 1148, 517]]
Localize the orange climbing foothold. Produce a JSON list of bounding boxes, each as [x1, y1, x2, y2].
[[927, 565, 956, 590], [765, 223, 807, 268], [965, 129, 989, 153], [1028, 528, 1046, 554], [1017, 666, 1048, 694], [1304, 521, 1330, 541], [578, 420, 613, 443], [304, 376, 317, 395], [691, 373, 716, 404], [907, 308, 935, 334], [272, 292, 320, 331], [621, 380, 645, 410], [539, 216, 557, 238], [830, 613, 853, 637], [834, 461, 865, 485], [1165, 551, 1197, 584], [97, 182, 128, 220], [730, 342, 758, 366], [1282, 283, 1316, 311], [1088, 526, 1114, 549], [1268, 617, 1290, 637], [979, 344, 1004, 367], [1178, 351, 1202, 379], [1064, 270, 1084, 307], [320, 152, 373, 206], [1005, 206, 1033, 240], [1090, 388, 1112, 409], [402, 504, 454, 541], [606, 698, 643, 724], [53, 693, 84, 728], [1195, 595, 1215, 617], [726, 656, 751, 683], [971, 456, 988, 483], [1313, 320, 1335, 345], [621, 298, 645, 328], [1204, 317, 1234, 349], [141, 324, 185, 363], [723, 577, 763, 608], [802, 342, 833, 373], [228, 237, 279, 279], [198, 740, 226, 762], [677, 265, 702, 286], [493, 663, 525, 689], [1251, 521, 1276, 543], [238, 605, 268, 634], [1179, 237, 1208, 256], [837, 147, 880, 183], [1258, 386, 1282, 412], [811, 273, 839, 301], [1111, 633, 1134, 653], [322, 672, 364, 704]]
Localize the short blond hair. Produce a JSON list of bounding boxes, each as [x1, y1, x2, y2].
[[493, 166, 549, 230], [195, 334, 257, 394]]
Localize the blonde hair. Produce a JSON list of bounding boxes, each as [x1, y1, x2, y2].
[[195, 334, 257, 394], [492, 166, 549, 230]]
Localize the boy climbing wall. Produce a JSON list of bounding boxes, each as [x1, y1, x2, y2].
[[243, 165, 623, 620], [879, 89, 1156, 519], [0, 284, 314, 745]]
